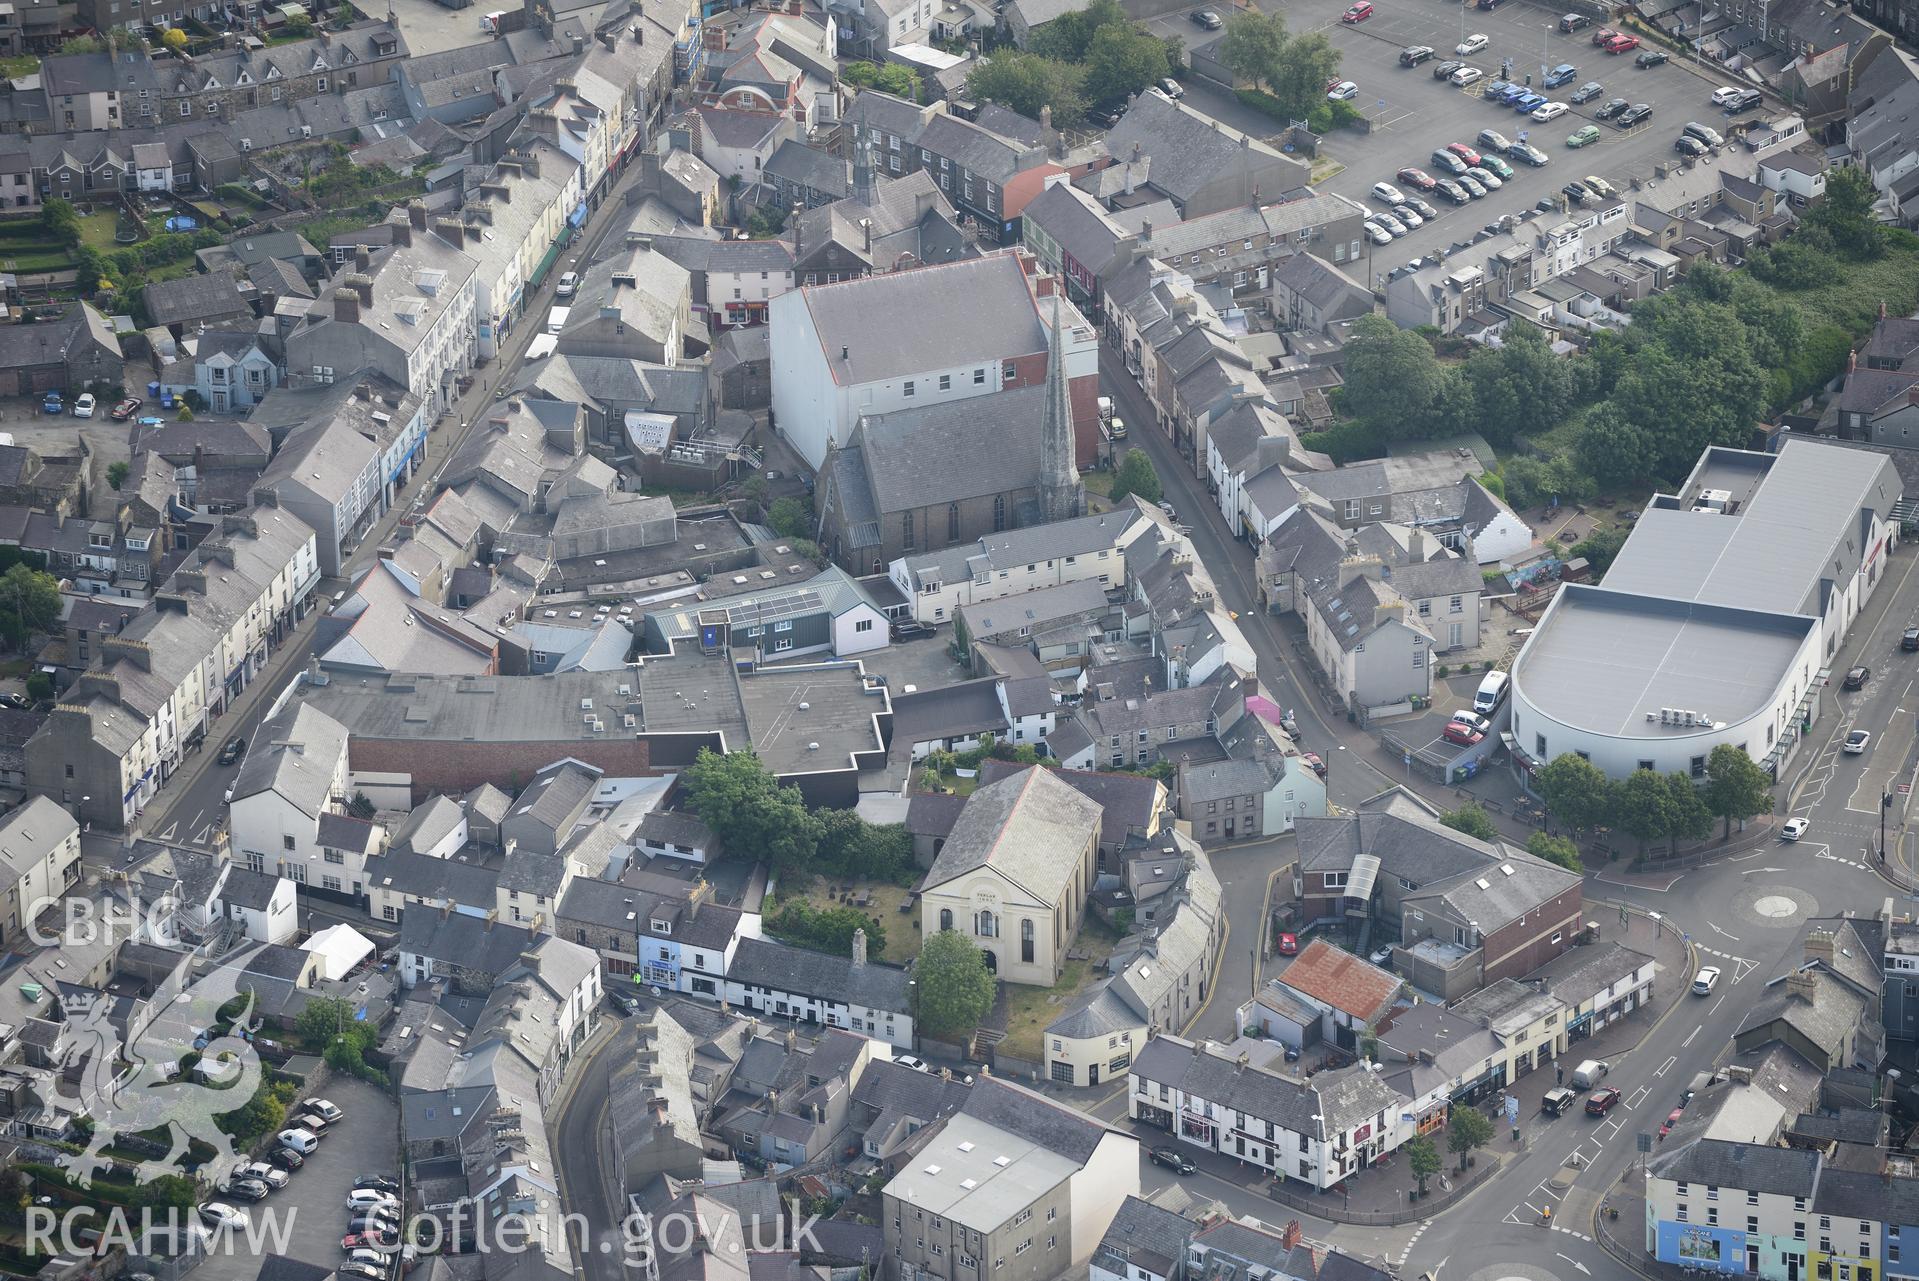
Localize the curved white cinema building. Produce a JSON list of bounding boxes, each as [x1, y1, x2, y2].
[[1509, 439, 1901, 783]]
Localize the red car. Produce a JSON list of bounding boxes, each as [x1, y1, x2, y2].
[[342, 1234, 396, 1252], [109, 397, 142, 421], [1441, 722, 1486, 748], [1341, 0, 1372, 20], [1302, 752, 1328, 778], [1445, 141, 1482, 166], [1396, 166, 1439, 191], [1278, 932, 1300, 956], [1592, 25, 1618, 44], [1586, 1087, 1622, 1116], [1603, 32, 1639, 52], [1658, 1107, 1684, 1139]]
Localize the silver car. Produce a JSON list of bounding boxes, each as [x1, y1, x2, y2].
[[1465, 165, 1503, 189], [1458, 173, 1488, 198], [1363, 220, 1393, 244], [1391, 204, 1425, 228], [1375, 212, 1409, 236]]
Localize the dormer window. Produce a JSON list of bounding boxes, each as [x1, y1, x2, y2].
[[650, 918, 670, 934]]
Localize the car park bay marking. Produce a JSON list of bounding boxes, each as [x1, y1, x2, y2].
[[1654, 1055, 1676, 1078]]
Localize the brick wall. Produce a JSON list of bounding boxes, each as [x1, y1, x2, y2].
[[1482, 882, 1584, 983]]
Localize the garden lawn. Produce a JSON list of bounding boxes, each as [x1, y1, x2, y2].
[[76, 212, 121, 253], [996, 918, 1124, 1060], [796, 878, 919, 965]]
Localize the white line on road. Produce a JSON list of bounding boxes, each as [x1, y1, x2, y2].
[[1655, 1055, 1676, 1078], [1710, 994, 1727, 1015], [1741, 865, 1786, 873], [1557, 1253, 1593, 1275], [1624, 1086, 1650, 1111], [1683, 1025, 1702, 1048], [1707, 921, 1740, 940]]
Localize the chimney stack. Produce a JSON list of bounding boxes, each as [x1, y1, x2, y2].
[[356, 245, 371, 272], [1282, 1222, 1303, 1251], [351, 274, 373, 308], [1805, 930, 1836, 965], [333, 289, 360, 324], [1786, 969, 1818, 1003], [851, 927, 867, 967], [408, 201, 427, 231]]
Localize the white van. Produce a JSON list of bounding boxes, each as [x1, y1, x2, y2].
[[1570, 1058, 1609, 1090], [1473, 670, 1510, 715], [545, 305, 570, 334], [278, 1127, 319, 1154]]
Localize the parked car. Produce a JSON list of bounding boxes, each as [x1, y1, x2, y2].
[[1401, 44, 1435, 65], [1617, 103, 1653, 126], [1511, 91, 1548, 113], [1466, 165, 1503, 189], [1277, 932, 1300, 955], [1441, 722, 1486, 748], [1371, 181, 1408, 205], [218, 735, 246, 766], [1302, 752, 1328, 778], [1683, 120, 1724, 146], [1150, 1145, 1197, 1175], [1603, 32, 1639, 52], [1593, 26, 1619, 44], [1675, 135, 1708, 157], [1456, 32, 1488, 54], [1458, 174, 1487, 198], [1392, 204, 1425, 228], [1844, 665, 1871, 690], [289, 1111, 331, 1135], [1585, 1087, 1622, 1115], [1596, 96, 1630, 119], [305, 1099, 344, 1124], [1327, 79, 1359, 100], [1845, 730, 1872, 754], [1396, 166, 1439, 191], [1363, 221, 1392, 246], [1190, 7, 1222, 27], [893, 1055, 932, 1072], [1563, 180, 1594, 204], [1158, 77, 1185, 98], [1659, 1107, 1685, 1138], [1445, 141, 1483, 165], [73, 393, 96, 419], [1570, 80, 1605, 103], [1567, 125, 1602, 148], [238, 1162, 288, 1190], [226, 1178, 270, 1202], [1723, 89, 1763, 113], [349, 1214, 401, 1235], [1782, 817, 1810, 841], [1584, 174, 1617, 196], [347, 1189, 400, 1212], [1449, 710, 1492, 735], [1435, 177, 1472, 202], [355, 1176, 401, 1195], [110, 397, 143, 421], [1432, 59, 1465, 80], [1477, 128, 1513, 152], [268, 1148, 305, 1170], [1692, 965, 1721, 995], [1404, 195, 1438, 219], [199, 1203, 250, 1232], [277, 1127, 319, 1154], [1451, 65, 1484, 86], [1532, 101, 1569, 122], [1544, 63, 1578, 87], [1430, 148, 1469, 174], [1560, 12, 1590, 31], [1341, 0, 1371, 19], [555, 271, 578, 299], [338, 1264, 387, 1281], [344, 1234, 398, 1252], [1710, 85, 1744, 105], [1507, 142, 1550, 166], [1636, 48, 1669, 67]]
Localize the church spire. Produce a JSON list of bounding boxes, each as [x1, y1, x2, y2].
[[1039, 288, 1083, 524]]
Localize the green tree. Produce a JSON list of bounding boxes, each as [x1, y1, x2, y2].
[[1109, 447, 1163, 506], [965, 51, 1087, 127], [767, 495, 813, 540], [1439, 802, 1497, 842], [107, 461, 129, 489], [161, 26, 188, 49], [1270, 30, 1341, 120], [916, 929, 997, 1038], [1526, 831, 1583, 873], [682, 748, 822, 874], [1465, 323, 1572, 447], [0, 564, 60, 651], [1569, 524, 1628, 578], [1665, 772, 1714, 854], [40, 197, 80, 248], [1338, 315, 1443, 435], [296, 995, 358, 1048], [1217, 9, 1287, 93], [1028, 0, 1126, 61], [56, 34, 104, 53], [1574, 403, 1658, 490], [1407, 1135, 1442, 1196], [1704, 743, 1772, 841], [746, 204, 789, 239], [1615, 768, 1674, 857], [766, 902, 887, 957], [1082, 23, 1172, 106], [24, 671, 52, 703], [348, 792, 377, 820], [1448, 1105, 1493, 1171], [842, 60, 921, 100], [1538, 752, 1614, 835], [127, 1174, 197, 1211], [1807, 166, 1883, 259]]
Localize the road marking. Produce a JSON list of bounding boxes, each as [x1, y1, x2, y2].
[[1741, 865, 1786, 873], [1624, 1086, 1649, 1111], [1710, 993, 1727, 1015], [1682, 1025, 1701, 1048], [1654, 1055, 1676, 1078], [1557, 1252, 1594, 1274], [1707, 921, 1740, 940], [155, 820, 177, 842]]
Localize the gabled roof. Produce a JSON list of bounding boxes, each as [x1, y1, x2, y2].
[[923, 766, 1101, 905], [1276, 939, 1400, 1023]]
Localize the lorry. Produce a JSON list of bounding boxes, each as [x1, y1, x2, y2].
[[1570, 1059, 1610, 1090], [546, 305, 570, 335]]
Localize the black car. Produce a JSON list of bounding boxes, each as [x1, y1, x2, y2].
[[1089, 104, 1124, 128], [1675, 134, 1707, 156], [1635, 48, 1669, 67], [1902, 627, 1919, 651], [1595, 96, 1630, 119], [1189, 7, 1222, 26], [1149, 1145, 1197, 1175], [1617, 103, 1652, 126], [1569, 80, 1605, 104], [217, 735, 246, 766], [891, 620, 934, 641], [268, 1148, 304, 1170], [349, 1216, 401, 1236], [1560, 12, 1590, 30], [356, 1176, 401, 1195], [1435, 178, 1471, 204], [226, 1178, 270, 1202], [1563, 180, 1594, 204], [1432, 59, 1464, 80], [1844, 665, 1872, 690], [1401, 44, 1435, 65], [1724, 89, 1763, 114]]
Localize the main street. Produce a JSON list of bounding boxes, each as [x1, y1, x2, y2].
[[1100, 351, 1919, 1281]]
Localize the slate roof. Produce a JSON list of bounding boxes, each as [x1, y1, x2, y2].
[[1531, 941, 1655, 1005], [958, 1074, 1112, 1163], [145, 272, 250, 329], [726, 937, 912, 1014], [1650, 1138, 1820, 1196], [849, 383, 1053, 515], [1103, 90, 1308, 210], [218, 867, 283, 911], [1131, 1034, 1339, 1136], [924, 766, 1102, 904], [977, 760, 1162, 849], [764, 139, 849, 199], [889, 679, 1008, 746]]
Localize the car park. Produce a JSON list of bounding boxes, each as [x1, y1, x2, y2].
[[1531, 101, 1568, 122], [1586, 1087, 1622, 1115], [1190, 7, 1222, 27], [1430, 148, 1468, 174], [1570, 80, 1605, 104], [1396, 166, 1439, 190], [1560, 12, 1589, 30], [1456, 32, 1488, 54], [1636, 48, 1669, 67], [1583, 174, 1617, 196], [1465, 165, 1502, 188], [1567, 124, 1601, 147], [1328, 79, 1360, 100], [1596, 96, 1629, 118], [1401, 44, 1435, 65], [1675, 135, 1707, 157], [1617, 103, 1652, 126], [1507, 142, 1550, 165], [1782, 817, 1809, 841], [1363, 221, 1393, 245], [1845, 665, 1871, 690], [1544, 63, 1578, 88], [1150, 1145, 1197, 1175], [1477, 127, 1513, 152], [1432, 59, 1464, 80], [1341, 1, 1371, 21], [1451, 65, 1483, 86], [1458, 174, 1487, 197], [1846, 730, 1872, 754], [1392, 204, 1425, 227]]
